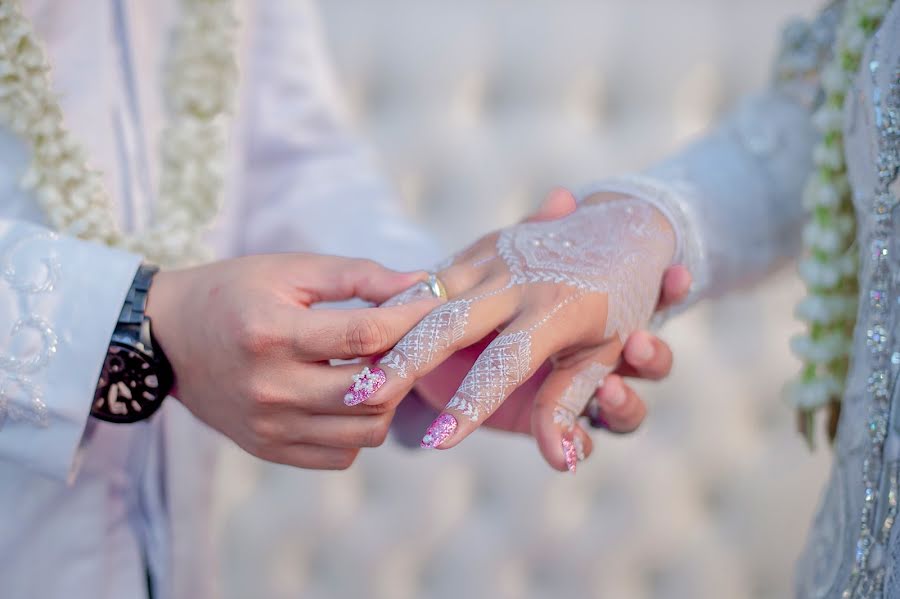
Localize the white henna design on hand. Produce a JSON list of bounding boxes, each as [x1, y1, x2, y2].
[[384, 199, 673, 431], [498, 200, 672, 339], [380, 299, 472, 378], [446, 331, 533, 421]]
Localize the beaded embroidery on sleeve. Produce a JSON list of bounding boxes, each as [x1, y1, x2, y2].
[[0, 230, 59, 429]]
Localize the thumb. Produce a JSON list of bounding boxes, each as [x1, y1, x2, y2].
[[522, 188, 578, 224]]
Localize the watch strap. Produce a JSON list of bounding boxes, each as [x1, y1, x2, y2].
[[91, 264, 173, 423], [119, 264, 158, 326]]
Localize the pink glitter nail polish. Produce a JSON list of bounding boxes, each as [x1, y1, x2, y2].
[[343, 366, 386, 406], [561, 435, 578, 474], [421, 413, 458, 449]]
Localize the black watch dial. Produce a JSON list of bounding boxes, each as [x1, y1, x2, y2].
[[92, 342, 171, 423]]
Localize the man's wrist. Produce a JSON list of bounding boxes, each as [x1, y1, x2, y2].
[[145, 269, 180, 386], [144, 270, 174, 344], [91, 265, 177, 423]]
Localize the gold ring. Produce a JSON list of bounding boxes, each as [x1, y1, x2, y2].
[[425, 273, 448, 300]]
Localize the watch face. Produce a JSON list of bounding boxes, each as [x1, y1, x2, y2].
[[92, 342, 169, 423]]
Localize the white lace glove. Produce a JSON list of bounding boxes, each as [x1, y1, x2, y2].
[[349, 196, 675, 472]]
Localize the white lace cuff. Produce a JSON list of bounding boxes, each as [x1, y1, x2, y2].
[[0, 220, 141, 481]]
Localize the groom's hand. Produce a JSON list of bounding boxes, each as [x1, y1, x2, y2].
[[145, 254, 439, 469]]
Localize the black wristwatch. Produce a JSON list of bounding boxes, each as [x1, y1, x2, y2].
[[91, 264, 174, 423]]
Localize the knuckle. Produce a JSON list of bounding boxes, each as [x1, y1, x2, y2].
[[345, 316, 390, 356], [249, 386, 284, 410], [353, 258, 380, 272], [248, 415, 279, 444], [444, 334, 468, 356], [245, 435, 276, 462], [363, 417, 392, 447], [364, 400, 396, 416], [236, 316, 280, 356], [333, 449, 359, 470], [345, 258, 380, 283]]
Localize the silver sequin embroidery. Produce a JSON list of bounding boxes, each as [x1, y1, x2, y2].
[[0, 231, 61, 430], [843, 36, 900, 599]]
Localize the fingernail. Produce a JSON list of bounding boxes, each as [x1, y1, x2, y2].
[[600, 381, 626, 408], [421, 413, 458, 449], [343, 366, 386, 406], [561, 435, 578, 474]]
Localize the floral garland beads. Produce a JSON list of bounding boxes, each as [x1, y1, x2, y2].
[[0, 3, 122, 247], [0, 0, 238, 268], [789, 0, 891, 449]]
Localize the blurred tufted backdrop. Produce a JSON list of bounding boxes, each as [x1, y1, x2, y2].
[[214, 1, 834, 598]]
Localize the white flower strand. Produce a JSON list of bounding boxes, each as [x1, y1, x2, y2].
[[0, 0, 237, 268], [787, 0, 889, 447], [0, 4, 120, 246]]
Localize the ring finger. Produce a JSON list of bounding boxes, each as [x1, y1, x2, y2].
[[358, 282, 522, 407], [418, 304, 583, 450]]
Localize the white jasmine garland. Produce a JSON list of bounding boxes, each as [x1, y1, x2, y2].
[[0, 0, 237, 268], [802, 176, 843, 209], [802, 214, 855, 252], [788, 0, 888, 448], [795, 294, 859, 323], [787, 374, 843, 410], [798, 252, 858, 289], [822, 62, 850, 93], [790, 331, 851, 363], [813, 143, 846, 170], [859, 0, 892, 18], [812, 104, 845, 132]]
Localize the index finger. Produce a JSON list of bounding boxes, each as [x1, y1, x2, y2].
[[290, 298, 443, 361], [292, 255, 430, 305]]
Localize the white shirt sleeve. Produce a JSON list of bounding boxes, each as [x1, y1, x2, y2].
[[236, 0, 440, 271], [0, 219, 140, 481]]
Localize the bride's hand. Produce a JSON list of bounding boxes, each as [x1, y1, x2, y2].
[[348, 189, 676, 472], [413, 265, 690, 438]]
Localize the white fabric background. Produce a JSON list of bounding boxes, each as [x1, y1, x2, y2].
[[214, 1, 834, 597]]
